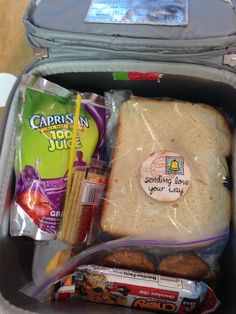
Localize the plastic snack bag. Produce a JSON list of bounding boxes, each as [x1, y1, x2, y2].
[[22, 238, 222, 314], [59, 158, 109, 246], [10, 75, 107, 240], [51, 265, 220, 314]]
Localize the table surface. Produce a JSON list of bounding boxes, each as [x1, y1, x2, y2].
[[0, 0, 33, 76]]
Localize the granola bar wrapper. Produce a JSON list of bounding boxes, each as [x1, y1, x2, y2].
[[51, 265, 220, 313]]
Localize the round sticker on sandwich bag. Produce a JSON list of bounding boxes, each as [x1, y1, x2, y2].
[[140, 151, 191, 202]]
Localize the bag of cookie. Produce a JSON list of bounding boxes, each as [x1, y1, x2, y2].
[[23, 262, 220, 313], [22, 232, 227, 301]]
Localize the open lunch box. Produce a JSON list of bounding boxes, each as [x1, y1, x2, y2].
[[1, 0, 236, 313]]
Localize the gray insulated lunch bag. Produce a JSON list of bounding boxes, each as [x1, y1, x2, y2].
[[1, 0, 236, 313]]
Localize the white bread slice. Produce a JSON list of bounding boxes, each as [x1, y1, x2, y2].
[[101, 97, 232, 242]]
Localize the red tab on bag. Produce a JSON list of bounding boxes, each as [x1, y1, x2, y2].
[[128, 72, 163, 81]]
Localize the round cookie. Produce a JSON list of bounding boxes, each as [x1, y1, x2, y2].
[[99, 250, 155, 273], [157, 253, 211, 281]]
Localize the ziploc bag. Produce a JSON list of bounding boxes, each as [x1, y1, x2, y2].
[[101, 91, 232, 243], [10, 75, 106, 240], [22, 235, 226, 310]]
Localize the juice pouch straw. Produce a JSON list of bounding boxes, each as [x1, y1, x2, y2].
[[59, 92, 108, 246], [59, 93, 83, 243], [10, 75, 107, 241]]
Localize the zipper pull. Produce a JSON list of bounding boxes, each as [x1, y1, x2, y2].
[[33, 48, 49, 60], [223, 53, 236, 67]]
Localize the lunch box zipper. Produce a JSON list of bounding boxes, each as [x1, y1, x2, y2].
[[223, 53, 236, 67]]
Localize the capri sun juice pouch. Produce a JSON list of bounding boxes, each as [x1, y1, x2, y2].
[[10, 75, 106, 240]]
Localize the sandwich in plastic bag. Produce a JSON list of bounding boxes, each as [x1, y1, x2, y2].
[[101, 91, 232, 243]]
